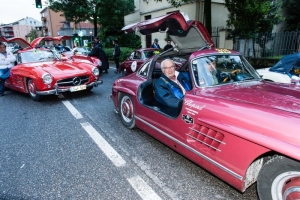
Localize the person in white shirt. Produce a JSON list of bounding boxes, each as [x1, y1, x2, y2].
[[0, 42, 16, 96]]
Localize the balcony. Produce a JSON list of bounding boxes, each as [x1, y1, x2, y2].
[[41, 17, 47, 22], [43, 26, 48, 31]]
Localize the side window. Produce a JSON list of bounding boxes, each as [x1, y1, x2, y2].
[[138, 61, 150, 77], [129, 52, 134, 59], [133, 51, 141, 59]]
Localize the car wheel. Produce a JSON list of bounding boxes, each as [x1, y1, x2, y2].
[[257, 156, 300, 200], [26, 79, 40, 101], [118, 93, 136, 129]]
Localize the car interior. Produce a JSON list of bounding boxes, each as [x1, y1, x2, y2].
[[137, 51, 259, 118], [137, 52, 192, 118]]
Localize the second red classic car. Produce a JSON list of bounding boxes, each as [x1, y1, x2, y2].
[[119, 48, 162, 76], [1, 36, 103, 101], [112, 12, 300, 200]]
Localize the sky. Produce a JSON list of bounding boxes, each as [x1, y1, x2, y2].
[[0, 0, 43, 24]]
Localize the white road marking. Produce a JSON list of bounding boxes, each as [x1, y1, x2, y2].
[[127, 176, 162, 200], [62, 100, 83, 119], [80, 122, 126, 167], [63, 101, 161, 199]]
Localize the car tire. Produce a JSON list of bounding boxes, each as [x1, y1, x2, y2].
[[257, 155, 300, 200], [118, 93, 136, 129], [26, 79, 40, 101], [85, 86, 93, 92]]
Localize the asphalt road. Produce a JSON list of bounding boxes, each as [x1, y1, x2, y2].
[[0, 65, 258, 200]]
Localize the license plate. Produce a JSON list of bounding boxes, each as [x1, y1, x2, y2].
[[70, 85, 86, 92]]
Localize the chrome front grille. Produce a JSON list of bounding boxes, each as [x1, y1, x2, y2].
[[186, 124, 225, 152], [57, 76, 89, 87]]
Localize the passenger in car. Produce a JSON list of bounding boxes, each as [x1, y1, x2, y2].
[[198, 57, 222, 86], [154, 59, 192, 108]]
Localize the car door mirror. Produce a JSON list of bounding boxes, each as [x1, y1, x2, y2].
[[291, 79, 300, 85]]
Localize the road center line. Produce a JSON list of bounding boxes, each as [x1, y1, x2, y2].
[[127, 176, 162, 200], [80, 122, 126, 167], [62, 100, 83, 119]]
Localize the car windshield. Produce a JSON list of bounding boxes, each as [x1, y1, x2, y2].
[[191, 55, 261, 87], [144, 50, 161, 59], [19, 50, 58, 63]]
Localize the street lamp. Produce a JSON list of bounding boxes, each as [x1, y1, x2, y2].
[[89, 30, 93, 43]]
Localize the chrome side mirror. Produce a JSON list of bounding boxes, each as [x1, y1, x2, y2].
[[291, 79, 300, 86]]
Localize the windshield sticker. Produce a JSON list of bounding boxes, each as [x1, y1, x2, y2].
[[215, 48, 231, 54], [184, 99, 206, 111], [182, 114, 194, 124]]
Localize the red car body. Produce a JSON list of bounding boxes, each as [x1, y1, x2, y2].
[[119, 48, 162, 76], [112, 12, 300, 199], [0, 36, 103, 101]]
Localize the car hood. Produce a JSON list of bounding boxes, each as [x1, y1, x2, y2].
[[122, 12, 214, 51], [207, 81, 300, 114], [25, 61, 89, 75]]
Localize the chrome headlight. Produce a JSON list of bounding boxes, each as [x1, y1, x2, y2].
[[92, 67, 100, 76], [42, 73, 53, 84]]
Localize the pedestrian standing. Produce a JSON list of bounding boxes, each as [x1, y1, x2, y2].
[[113, 39, 121, 73], [163, 39, 173, 51], [93, 36, 103, 49], [150, 38, 161, 49], [0, 42, 16, 96], [88, 47, 109, 73]]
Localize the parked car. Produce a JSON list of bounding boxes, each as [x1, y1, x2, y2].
[[119, 48, 162, 76], [0, 36, 103, 101], [112, 12, 300, 200], [71, 47, 91, 56], [61, 48, 101, 71], [257, 52, 300, 83]]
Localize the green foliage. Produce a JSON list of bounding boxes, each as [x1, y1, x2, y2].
[[224, 0, 283, 36], [103, 47, 134, 62], [153, 0, 192, 8], [48, 0, 135, 37], [282, 0, 300, 31], [119, 34, 142, 49], [29, 28, 38, 42]]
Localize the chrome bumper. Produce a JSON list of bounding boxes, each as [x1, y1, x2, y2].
[[36, 80, 103, 95]]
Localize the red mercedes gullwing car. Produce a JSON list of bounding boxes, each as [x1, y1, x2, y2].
[[111, 12, 300, 200], [0, 36, 103, 101], [119, 48, 162, 76]]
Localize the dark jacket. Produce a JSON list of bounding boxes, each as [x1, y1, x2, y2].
[[113, 44, 120, 58], [154, 72, 191, 108], [93, 41, 103, 49], [88, 47, 109, 70], [163, 44, 173, 51]]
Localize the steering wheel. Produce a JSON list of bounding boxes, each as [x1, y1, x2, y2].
[[222, 69, 241, 82]]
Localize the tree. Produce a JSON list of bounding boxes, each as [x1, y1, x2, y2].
[[282, 0, 300, 31], [48, 0, 134, 38], [29, 28, 38, 42], [224, 0, 282, 36]]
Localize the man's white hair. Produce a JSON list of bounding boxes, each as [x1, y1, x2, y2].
[[161, 59, 174, 69]]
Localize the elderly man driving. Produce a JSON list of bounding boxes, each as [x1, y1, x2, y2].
[[154, 59, 191, 108]]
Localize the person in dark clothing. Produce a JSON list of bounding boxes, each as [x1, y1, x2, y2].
[[88, 47, 109, 73], [93, 36, 103, 49], [154, 59, 191, 108], [113, 40, 121, 73], [163, 39, 173, 51], [150, 38, 161, 49]]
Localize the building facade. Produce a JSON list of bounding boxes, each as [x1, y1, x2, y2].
[[0, 17, 42, 40], [40, 7, 94, 47]]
